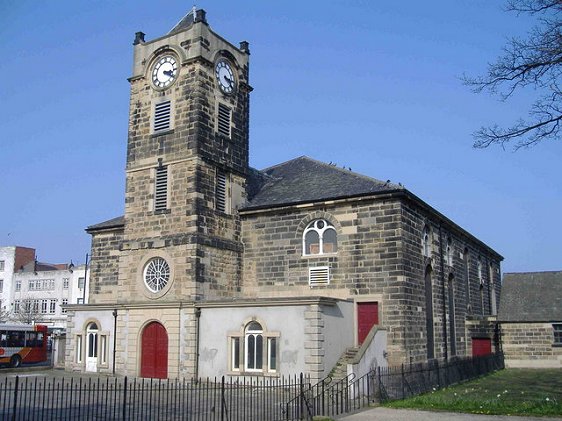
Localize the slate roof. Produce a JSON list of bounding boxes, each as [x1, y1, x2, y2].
[[83, 156, 500, 260], [168, 9, 196, 34], [498, 271, 562, 322], [86, 216, 125, 232], [243, 156, 402, 210]]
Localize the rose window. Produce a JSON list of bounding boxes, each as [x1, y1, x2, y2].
[[143, 258, 170, 292]]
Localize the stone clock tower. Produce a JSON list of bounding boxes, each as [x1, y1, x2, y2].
[[69, 9, 252, 379], [121, 9, 251, 304]]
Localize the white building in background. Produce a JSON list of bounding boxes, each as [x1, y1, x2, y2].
[[0, 246, 89, 331], [0, 246, 35, 317]]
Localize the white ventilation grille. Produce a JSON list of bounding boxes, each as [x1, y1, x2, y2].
[[154, 166, 168, 211], [216, 170, 227, 212], [217, 103, 231, 137], [154, 100, 172, 132], [309, 266, 330, 287]]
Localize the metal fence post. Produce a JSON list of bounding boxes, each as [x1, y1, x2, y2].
[[377, 366, 381, 402], [321, 378, 325, 416], [299, 373, 304, 420], [11, 376, 19, 421], [401, 364, 405, 400], [122, 377, 128, 421], [221, 376, 225, 421]]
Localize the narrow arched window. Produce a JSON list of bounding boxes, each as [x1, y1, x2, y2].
[[303, 219, 337, 255], [422, 225, 431, 257], [478, 258, 485, 315], [245, 322, 263, 371], [446, 237, 453, 266], [464, 248, 471, 310]]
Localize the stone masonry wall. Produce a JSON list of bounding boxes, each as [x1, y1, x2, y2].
[[89, 228, 124, 304], [400, 199, 501, 362], [502, 322, 562, 368], [241, 195, 502, 365], [241, 198, 406, 364]]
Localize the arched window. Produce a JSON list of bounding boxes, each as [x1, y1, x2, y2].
[[303, 219, 337, 255], [229, 320, 279, 374], [448, 274, 456, 356], [424, 265, 434, 359], [489, 262, 497, 316], [478, 258, 485, 315], [245, 321, 263, 372], [446, 237, 453, 266], [464, 248, 471, 310], [422, 225, 431, 257]]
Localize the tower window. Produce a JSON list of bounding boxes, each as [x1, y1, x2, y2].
[[216, 169, 230, 213], [217, 103, 231, 137], [154, 100, 172, 132], [155, 166, 168, 211]]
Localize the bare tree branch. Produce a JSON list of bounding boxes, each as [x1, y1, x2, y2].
[[464, 0, 562, 149], [11, 299, 44, 325]]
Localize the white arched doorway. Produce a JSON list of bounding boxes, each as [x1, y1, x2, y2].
[[86, 322, 99, 372]]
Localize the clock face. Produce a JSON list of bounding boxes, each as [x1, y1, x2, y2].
[[152, 55, 178, 88], [215, 60, 235, 94]]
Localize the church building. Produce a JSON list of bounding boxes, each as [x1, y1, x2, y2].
[[65, 10, 503, 382]]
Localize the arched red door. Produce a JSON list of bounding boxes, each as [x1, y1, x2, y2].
[[140, 322, 168, 379]]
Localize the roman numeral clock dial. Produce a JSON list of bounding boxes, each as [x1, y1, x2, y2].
[[215, 60, 236, 94], [151, 55, 178, 89]]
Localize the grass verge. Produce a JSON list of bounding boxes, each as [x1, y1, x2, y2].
[[383, 368, 562, 417]]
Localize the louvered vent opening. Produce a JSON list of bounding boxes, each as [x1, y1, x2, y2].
[[216, 170, 227, 212], [309, 266, 330, 287], [154, 100, 171, 132], [154, 166, 168, 211], [217, 103, 231, 137]]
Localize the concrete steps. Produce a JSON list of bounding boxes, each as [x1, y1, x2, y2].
[[329, 347, 359, 383]]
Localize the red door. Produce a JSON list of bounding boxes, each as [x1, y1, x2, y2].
[[357, 302, 379, 345], [472, 338, 492, 357], [140, 322, 168, 379]]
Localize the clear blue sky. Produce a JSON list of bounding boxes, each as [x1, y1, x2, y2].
[[1, 1, 560, 274]]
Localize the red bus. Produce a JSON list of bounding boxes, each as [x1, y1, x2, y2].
[[0, 324, 49, 367]]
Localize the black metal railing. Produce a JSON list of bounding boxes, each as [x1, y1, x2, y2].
[[286, 352, 504, 420], [0, 374, 308, 421], [0, 353, 504, 421], [376, 352, 505, 402]]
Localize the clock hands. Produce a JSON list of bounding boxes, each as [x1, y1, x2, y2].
[[163, 70, 174, 77]]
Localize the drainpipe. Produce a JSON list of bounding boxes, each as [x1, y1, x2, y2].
[[112, 309, 117, 375], [438, 224, 448, 361], [194, 308, 201, 380]]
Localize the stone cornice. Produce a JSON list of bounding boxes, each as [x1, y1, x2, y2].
[[66, 296, 345, 312]]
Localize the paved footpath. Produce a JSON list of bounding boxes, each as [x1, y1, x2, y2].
[[339, 407, 562, 421]]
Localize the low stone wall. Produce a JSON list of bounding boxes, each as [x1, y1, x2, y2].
[[501, 322, 562, 368]]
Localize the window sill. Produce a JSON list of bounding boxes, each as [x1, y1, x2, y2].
[[215, 131, 232, 141], [153, 209, 171, 215], [302, 253, 338, 259], [227, 370, 280, 377]]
